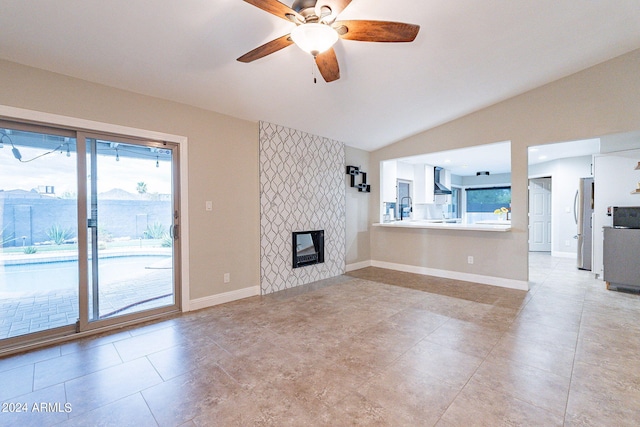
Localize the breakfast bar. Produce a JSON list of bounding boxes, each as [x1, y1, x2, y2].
[[373, 220, 511, 232]]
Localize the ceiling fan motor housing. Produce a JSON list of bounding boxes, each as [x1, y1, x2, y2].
[[292, 0, 326, 22], [292, 0, 317, 13]]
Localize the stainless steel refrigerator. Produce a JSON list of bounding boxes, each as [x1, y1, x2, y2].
[[575, 177, 594, 270]]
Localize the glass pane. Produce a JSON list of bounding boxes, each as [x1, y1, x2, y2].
[[0, 127, 78, 339], [397, 181, 411, 219], [87, 138, 174, 321], [450, 187, 461, 219], [466, 187, 512, 212]]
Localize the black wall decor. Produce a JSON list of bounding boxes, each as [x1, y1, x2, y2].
[[346, 165, 370, 193]]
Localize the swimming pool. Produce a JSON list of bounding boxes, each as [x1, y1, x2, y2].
[[0, 255, 171, 294]]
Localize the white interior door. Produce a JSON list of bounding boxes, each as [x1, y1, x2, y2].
[[529, 177, 552, 252]]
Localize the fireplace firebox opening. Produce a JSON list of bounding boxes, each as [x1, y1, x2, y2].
[[292, 230, 324, 268]]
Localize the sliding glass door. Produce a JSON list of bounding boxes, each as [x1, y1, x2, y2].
[[0, 120, 180, 348], [80, 135, 180, 329], [0, 122, 79, 341]]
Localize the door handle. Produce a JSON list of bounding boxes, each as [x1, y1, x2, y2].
[[173, 224, 179, 240], [573, 190, 579, 224]]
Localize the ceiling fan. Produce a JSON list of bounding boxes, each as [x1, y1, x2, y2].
[[237, 0, 420, 83]]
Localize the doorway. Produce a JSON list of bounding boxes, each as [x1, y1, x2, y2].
[[0, 121, 181, 348], [529, 177, 552, 252]]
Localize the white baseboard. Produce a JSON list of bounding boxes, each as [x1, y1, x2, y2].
[[345, 260, 372, 272], [189, 286, 260, 311], [370, 260, 529, 291], [551, 251, 576, 259]]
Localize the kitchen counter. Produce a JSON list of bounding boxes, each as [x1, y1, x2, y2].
[[373, 220, 511, 232]]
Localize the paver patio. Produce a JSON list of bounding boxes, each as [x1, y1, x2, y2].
[[0, 258, 173, 339]]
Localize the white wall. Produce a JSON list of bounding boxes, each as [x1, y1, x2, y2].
[[593, 150, 640, 278], [529, 155, 593, 256]]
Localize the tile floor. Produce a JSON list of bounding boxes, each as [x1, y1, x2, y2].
[[1, 253, 640, 425]]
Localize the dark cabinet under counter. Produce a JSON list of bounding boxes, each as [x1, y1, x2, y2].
[[603, 226, 640, 292]]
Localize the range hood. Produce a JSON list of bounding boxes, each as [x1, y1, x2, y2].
[[434, 166, 452, 195]]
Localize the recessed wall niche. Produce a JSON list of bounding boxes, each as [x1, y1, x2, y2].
[[259, 121, 345, 294]]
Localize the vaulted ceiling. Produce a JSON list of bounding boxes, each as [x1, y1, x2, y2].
[[1, 1, 639, 151]]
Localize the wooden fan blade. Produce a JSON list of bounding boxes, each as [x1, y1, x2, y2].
[[315, 48, 340, 82], [334, 20, 420, 42], [242, 0, 303, 23], [316, 0, 352, 17], [237, 34, 293, 62]]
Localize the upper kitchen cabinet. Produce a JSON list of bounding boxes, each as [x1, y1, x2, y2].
[[381, 160, 397, 203], [413, 163, 433, 203], [415, 164, 451, 204]]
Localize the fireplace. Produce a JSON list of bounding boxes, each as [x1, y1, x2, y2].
[[292, 230, 324, 268]]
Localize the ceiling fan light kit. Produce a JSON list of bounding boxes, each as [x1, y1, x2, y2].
[[290, 23, 339, 56], [238, 0, 420, 83]]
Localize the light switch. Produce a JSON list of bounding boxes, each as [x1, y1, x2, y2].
[[205, 201, 213, 211]]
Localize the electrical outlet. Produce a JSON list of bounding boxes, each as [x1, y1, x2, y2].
[[223, 273, 230, 283], [467, 256, 474, 264], [565, 240, 571, 247]]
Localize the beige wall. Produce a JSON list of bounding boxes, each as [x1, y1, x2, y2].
[[345, 145, 371, 266], [370, 49, 640, 282], [0, 59, 260, 301]]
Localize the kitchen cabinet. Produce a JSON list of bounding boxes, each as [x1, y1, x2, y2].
[[381, 160, 397, 203], [425, 165, 435, 202], [603, 226, 640, 291], [413, 164, 435, 203], [413, 164, 429, 203], [414, 164, 451, 204]]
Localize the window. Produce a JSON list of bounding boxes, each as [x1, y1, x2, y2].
[[450, 187, 461, 218], [466, 186, 511, 212], [396, 179, 412, 219]]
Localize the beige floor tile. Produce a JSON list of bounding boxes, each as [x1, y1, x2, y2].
[[423, 317, 504, 358], [0, 363, 35, 401], [112, 326, 182, 361], [438, 380, 563, 426], [0, 383, 69, 427], [565, 361, 640, 426], [469, 354, 571, 416], [142, 363, 243, 426], [396, 339, 483, 389], [359, 364, 462, 426], [33, 343, 122, 390], [65, 357, 163, 417], [504, 318, 579, 353], [60, 393, 156, 427], [490, 332, 575, 378]]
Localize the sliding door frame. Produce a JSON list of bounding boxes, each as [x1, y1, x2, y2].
[[0, 105, 190, 354], [76, 131, 182, 332]]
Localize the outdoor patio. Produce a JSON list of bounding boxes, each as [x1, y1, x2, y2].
[[0, 257, 173, 339]]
